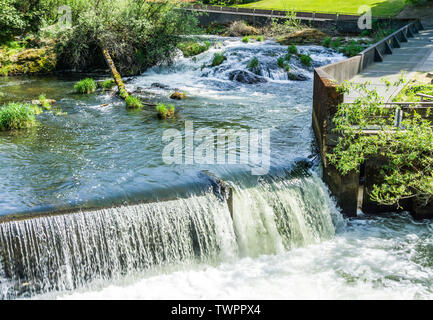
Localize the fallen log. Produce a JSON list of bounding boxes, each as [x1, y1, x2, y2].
[[101, 47, 129, 100]]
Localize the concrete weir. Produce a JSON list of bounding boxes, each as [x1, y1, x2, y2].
[[312, 19, 433, 218], [0, 171, 235, 224]]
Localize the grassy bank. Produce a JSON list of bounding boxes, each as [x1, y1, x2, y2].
[[236, 0, 406, 16]]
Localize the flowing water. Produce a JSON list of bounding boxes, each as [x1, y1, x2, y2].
[[1, 37, 433, 299]]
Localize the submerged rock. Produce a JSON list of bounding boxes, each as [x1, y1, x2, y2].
[[228, 70, 267, 84], [151, 83, 170, 89], [288, 72, 308, 81]]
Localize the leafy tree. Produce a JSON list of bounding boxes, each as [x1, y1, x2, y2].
[[328, 80, 433, 208]]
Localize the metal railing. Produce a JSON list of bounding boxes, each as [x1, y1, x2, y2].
[[347, 101, 433, 132]]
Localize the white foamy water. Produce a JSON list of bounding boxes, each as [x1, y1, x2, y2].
[[54, 214, 433, 300]]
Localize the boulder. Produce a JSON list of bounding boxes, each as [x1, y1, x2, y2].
[[288, 72, 308, 81], [170, 92, 186, 100], [151, 83, 170, 89], [228, 70, 267, 84]]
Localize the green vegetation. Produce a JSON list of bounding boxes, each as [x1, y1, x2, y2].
[[38, 94, 51, 110], [256, 35, 264, 42], [328, 80, 433, 207], [177, 41, 211, 57], [0, 102, 37, 131], [322, 37, 331, 48], [0, 1, 198, 76], [125, 95, 143, 109], [74, 78, 97, 94], [277, 55, 290, 72], [211, 52, 227, 67], [53, 0, 198, 75], [101, 79, 116, 90], [330, 38, 342, 50], [299, 54, 312, 67], [288, 44, 298, 55], [247, 57, 260, 74], [235, 0, 406, 16], [242, 36, 250, 43], [156, 103, 175, 119], [395, 83, 433, 102], [340, 40, 364, 57]]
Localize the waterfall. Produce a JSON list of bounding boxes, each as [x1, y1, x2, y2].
[[0, 169, 341, 299], [0, 193, 237, 299], [231, 173, 340, 257]]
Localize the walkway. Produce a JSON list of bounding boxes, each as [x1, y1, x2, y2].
[[345, 26, 433, 103]]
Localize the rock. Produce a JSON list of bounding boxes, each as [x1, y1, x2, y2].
[[228, 70, 267, 84], [288, 72, 308, 81], [277, 28, 329, 45], [151, 83, 170, 89], [170, 92, 186, 100], [31, 99, 56, 105]]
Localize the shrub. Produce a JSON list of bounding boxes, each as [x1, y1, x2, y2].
[[74, 78, 97, 94], [299, 54, 312, 67], [211, 52, 227, 67], [277, 57, 286, 68], [38, 94, 51, 110], [156, 103, 175, 119], [340, 41, 363, 57], [322, 37, 331, 48], [177, 41, 211, 57], [242, 36, 250, 43], [125, 95, 143, 109], [247, 57, 260, 74], [0, 102, 37, 131], [330, 37, 342, 50], [101, 79, 116, 90], [256, 35, 264, 42], [288, 44, 298, 54]]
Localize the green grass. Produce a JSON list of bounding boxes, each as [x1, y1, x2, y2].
[[177, 41, 211, 57], [211, 53, 227, 67], [0, 102, 37, 131], [156, 103, 175, 119], [288, 44, 298, 55], [125, 95, 143, 109], [299, 54, 312, 67], [74, 78, 97, 94], [236, 0, 406, 16], [38, 94, 51, 110], [101, 79, 116, 90]]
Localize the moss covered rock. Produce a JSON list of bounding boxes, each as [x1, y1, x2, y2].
[[170, 92, 186, 100], [0, 45, 57, 76]]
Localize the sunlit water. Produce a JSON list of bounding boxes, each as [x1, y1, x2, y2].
[[1, 37, 433, 300]]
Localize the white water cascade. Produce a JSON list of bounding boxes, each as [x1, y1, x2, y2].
[[0, 172, 340, 299]]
